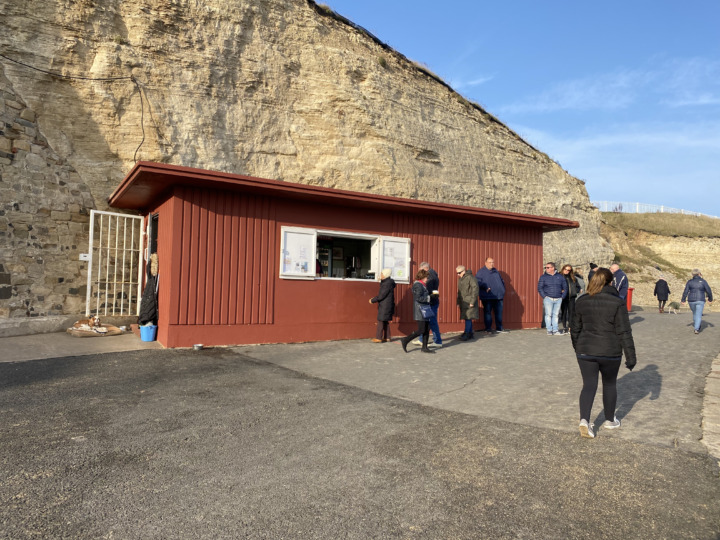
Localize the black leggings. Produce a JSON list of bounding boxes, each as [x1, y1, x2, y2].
[[577, 356, 621, 422], [560, 296, 576, 330]]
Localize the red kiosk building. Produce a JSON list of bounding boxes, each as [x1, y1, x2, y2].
[[109, 162, 578, 348]]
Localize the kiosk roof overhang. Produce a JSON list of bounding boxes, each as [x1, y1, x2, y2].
[[109, 162, 579, 232]]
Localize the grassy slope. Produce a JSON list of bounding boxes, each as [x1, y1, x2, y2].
[[599, 213, 719, 309]]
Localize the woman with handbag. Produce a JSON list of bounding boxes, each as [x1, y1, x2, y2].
[[401, 269, 437, 353], [369, 268, 395, 343]]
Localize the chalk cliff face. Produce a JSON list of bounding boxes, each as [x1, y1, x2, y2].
[[0, 0, 612, 317]]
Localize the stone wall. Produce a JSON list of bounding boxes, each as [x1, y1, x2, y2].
[[0, 66, 93, 317], [0, 0, 613, 320]]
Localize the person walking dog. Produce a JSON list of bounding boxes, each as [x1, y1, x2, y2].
[[653, 276, 670, 313]]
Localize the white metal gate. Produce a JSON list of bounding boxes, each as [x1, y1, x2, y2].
[[85, 210, 145, 317]]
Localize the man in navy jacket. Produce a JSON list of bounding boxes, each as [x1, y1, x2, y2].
[[610, 263, 629, 300], [681, 269, 713, 334], [476, 257, 507, 333], [537, 262, 567, 335]]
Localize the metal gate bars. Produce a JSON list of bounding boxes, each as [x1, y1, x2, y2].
[[85, 210, 144, 317]]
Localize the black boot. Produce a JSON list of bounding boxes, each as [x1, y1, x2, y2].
[[421, 334, 435, 353], [401, 331, 419, 353], [458, 332, 468, 341]]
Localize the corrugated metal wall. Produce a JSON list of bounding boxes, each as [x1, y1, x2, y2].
[[171, 186, 277, 326], [392, 213, 543, 328], [154, 185, 545, 345]]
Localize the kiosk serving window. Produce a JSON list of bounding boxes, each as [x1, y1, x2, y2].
[[280, 226, 410, 283]]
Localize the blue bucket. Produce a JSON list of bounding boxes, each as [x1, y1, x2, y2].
[[140, 325, 157, 342]]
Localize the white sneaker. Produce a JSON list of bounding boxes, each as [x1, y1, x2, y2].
[[429, 342, 443, 348], [603, 417, 621, 429], [579, 419, 595, 438], [412, 339, 422, 345]]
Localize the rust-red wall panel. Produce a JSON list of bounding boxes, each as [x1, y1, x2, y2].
[[156, 186, 545, 347], [168, 187, 278, 331]]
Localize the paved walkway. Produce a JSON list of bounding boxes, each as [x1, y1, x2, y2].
[[235, 310, 720, 457], [2, 311, 719, 457]]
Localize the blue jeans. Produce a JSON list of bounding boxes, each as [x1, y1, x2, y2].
[[464, 319, 474, 334], [543, 296, 562, 333], [689, 301, 705, 331], [482, 299, 503, 331], [429, 304, 442, 344]]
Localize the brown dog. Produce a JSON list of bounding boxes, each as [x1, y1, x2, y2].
[[73, 316, 101, 328]]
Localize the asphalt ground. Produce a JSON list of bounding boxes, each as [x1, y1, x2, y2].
[[1, 311, 719, 538]]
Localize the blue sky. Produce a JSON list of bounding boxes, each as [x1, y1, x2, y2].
[[322, 1, 720, 218]]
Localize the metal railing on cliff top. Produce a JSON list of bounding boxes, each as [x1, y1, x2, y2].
[[592, 201, 718, 220]]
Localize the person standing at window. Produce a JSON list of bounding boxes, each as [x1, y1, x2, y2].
[[369, 268, 395, 343], [456, 265, 479, 341], [681, 269, 713, 334]]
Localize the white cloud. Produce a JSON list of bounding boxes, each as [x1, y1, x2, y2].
[[500, 70, 653, 114], [453, 75, 494, 89], [500, 57, 720, 114]]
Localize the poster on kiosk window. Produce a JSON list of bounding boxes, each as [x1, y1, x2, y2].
[[382, 238, 410, 282], [280, 227, 316, 279]]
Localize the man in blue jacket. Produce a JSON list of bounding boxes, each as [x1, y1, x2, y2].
[[610, 263, 629, 300], [537, 262, 567, 335], [681, 269, 713, 334], [476, 257, 507, 333]]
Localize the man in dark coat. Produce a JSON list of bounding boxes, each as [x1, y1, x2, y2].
[[476, 257, 507, 333], [456, 265, 479, 341], [587, 263, 598, 283], [369, 268, 395, 342]]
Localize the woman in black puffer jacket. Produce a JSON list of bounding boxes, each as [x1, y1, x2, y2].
[[571, 267, 637, 438]]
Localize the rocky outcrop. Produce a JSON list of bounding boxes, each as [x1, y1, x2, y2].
[[0, 0, 612, 318]]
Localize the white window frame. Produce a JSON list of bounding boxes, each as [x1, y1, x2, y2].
[[279, 226, 411, 283]]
